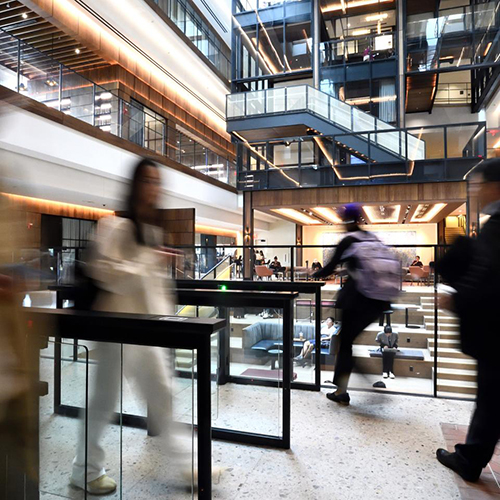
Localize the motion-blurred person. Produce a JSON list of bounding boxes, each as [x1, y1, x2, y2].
[[312, 204, 400, 405], [0, 190, 39, 500], [71, 159, 190, 494], [376, 325, 399, 379], [436, 158, 500, 482], [294, 317, 339, 365]]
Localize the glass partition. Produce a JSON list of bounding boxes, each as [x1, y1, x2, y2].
[[220, 306, 284, 437], [42, 332, 200, 498], [40, 340, 92, 499], [60, 70, 94, 125]]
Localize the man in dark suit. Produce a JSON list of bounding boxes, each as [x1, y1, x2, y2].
[[436, 158, 500, 482]]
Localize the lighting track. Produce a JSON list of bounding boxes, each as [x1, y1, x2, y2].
[[73, 0, 225, 121]]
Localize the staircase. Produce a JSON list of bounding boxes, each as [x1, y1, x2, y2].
[[226, 84, 426, 164], [419, 296, 477, 397], [445, 226, 466, 245]]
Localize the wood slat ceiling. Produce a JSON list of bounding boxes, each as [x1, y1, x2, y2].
[[262, 202, 461, 225], [0, 1, 109, 74]]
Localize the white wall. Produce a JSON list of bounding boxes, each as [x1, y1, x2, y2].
[[257, 218, 295, 265], [303, 224, 438, 267], [406, 106, 479, 128], [0, 105, 273, 232]]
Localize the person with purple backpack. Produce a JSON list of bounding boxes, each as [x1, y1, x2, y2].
[[313, 204, 400, 405]]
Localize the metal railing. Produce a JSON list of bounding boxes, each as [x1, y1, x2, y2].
[[0, 27, 237, 187]]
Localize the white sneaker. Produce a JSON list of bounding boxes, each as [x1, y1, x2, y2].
[[389, 372, 395, 379], [383, 372, 389, 379], [70, 474, 117, 495]]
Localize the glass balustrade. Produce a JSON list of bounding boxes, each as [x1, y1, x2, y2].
[[227, 85, 427, 161]]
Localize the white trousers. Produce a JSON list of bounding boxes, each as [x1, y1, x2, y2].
[[71, 343, 190, 486]]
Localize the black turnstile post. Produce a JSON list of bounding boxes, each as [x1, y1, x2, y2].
[[197, 334, 212, 499]]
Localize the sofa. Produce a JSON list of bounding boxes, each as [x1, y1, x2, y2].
[[242, 320, 337, 365]]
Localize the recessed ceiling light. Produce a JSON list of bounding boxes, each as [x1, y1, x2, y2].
[[271, 208, 321, 225]]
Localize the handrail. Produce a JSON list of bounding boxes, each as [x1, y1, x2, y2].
[[200, 254, 232, 280]]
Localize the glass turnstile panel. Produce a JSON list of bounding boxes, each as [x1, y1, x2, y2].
[[224, 306, 284, 438]]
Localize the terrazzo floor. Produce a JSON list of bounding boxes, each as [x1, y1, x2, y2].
[[440, 423, 500, 499], [38, 351, 484, 500]]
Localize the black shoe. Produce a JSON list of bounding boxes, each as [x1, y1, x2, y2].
[[436, 449, 481, 482], [326, 391, 350, 406]]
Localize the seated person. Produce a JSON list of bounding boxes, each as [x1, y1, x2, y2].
[[254, 250, 262, 266], [294, 317, 339, 364], [311, 259, 322, 272], [269, 256, 285, 274], [259, 250, 267, 265], [410, 256, 423, 268], [376, 325, 399, 379]]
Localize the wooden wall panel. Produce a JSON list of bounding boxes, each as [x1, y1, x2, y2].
[[3, 194, 112, 221], [159, 208, 195, 247], [252, 182, 468, 209]]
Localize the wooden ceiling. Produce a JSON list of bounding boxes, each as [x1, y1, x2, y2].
[[0, 1, 109, 74]]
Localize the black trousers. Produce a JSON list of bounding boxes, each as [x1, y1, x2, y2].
[[333, 301, 386, 391], [455, 358, 500, 469], [382, 350, 396, 373]]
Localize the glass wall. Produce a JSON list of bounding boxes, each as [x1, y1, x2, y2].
[[233, 1, 312, 86], [153, 0, 231, 80], [406, 0, 500, 73], [0, 28, 237, 187]]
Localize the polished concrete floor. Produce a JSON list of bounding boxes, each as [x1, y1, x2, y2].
[[39, 354, 482, 500]]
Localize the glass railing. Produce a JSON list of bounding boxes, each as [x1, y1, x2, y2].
[[227, 85, 426, 161], [152, 0, 231, 80], [233, 121, 486, 188], [320, 32, 396, 67], [235, 0, 306, 14], [0, 28, 237, 187]]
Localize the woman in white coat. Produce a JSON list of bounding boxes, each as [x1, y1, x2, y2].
[[71, 159, 188, 495]]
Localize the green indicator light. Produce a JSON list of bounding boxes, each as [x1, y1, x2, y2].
[[220, 285, 228, 291]]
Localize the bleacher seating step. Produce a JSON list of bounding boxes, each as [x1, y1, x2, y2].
[[436, 379, 477, 395], [429, 347, 470, 359], [436, 367, 477, 382]]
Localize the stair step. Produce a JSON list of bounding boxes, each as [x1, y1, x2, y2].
[[176, 357, 195, 369], [436, 379, 477, 395], [436, 367, 477, 382], [428, 338, 461, 347], [436, 333, 461, 340], [429, 347, 470, 359], [436, 357, 476, 370], [426, 324, 460, 332], [424, 315, 459, 323]]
